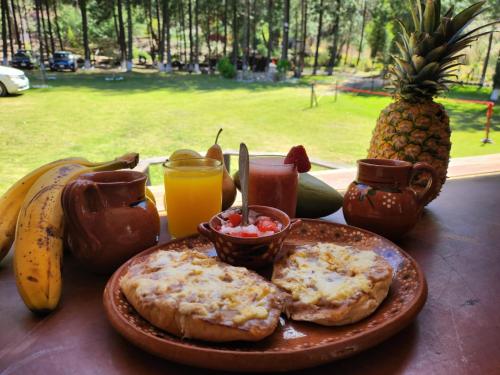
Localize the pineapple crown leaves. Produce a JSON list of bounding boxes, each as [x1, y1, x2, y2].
[[389, 0, 498, 102]]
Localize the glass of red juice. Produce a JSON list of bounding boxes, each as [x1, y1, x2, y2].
[[248, 156, 298, 218]]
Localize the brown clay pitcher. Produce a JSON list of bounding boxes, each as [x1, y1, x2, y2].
[[62, 170, 160, 274], [343, 159, 438, 239]]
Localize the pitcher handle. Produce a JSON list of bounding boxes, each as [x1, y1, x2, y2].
[[62, 180, 104, 252], [410, 162, 438, 206]]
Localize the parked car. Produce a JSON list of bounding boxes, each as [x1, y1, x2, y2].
[[0, 66, 30, 96], [49, 51, 77, 72], [10, 50, 36, 70]]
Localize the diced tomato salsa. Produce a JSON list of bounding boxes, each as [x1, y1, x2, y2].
[[217, 209, 283, 238]]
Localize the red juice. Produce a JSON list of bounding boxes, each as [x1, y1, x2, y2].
[[248, 156, 298, 218]]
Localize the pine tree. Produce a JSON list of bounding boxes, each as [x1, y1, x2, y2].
[[125, 0, 133, 71], [1, 0, 8, 65], [116, 0, 127, 69], [312, 0, 324, 75], [367, 0, 388, 62], [44, 0, 55, 54], [281, 0, 289, 62], [356, 0, 367, 67], [194, 0, 200, 72], [52, 0, 63, 50], [164, 0, 172, 71], [10, 0, 21, 49], [326, 0, 340, 75], [79, 0, 91, 68]]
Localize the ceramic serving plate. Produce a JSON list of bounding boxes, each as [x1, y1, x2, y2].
[[103, 219, 427, 372]]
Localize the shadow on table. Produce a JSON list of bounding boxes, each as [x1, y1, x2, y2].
[[396, 209, 443, 254], [294, 322, 420, 375]]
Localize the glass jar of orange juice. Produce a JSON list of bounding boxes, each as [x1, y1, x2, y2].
[[163, 158, 223, 238]]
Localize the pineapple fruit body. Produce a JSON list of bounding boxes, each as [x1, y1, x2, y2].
[[368, 99, 450, 204], [365, 0, 492, 204]]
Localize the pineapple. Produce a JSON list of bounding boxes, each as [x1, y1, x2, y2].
[[368, 0, 495, 204]]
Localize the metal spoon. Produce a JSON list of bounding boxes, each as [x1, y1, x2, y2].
[[239, 143, 250, 226]]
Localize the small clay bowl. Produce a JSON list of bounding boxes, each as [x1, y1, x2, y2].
[[197, 205, 301, 269]]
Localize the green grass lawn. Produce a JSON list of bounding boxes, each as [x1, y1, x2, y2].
[[1, 71, 499, 193]]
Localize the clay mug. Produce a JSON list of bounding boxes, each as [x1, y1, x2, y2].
[[343, 158, 438, 239], [62, 170, 160, 274]]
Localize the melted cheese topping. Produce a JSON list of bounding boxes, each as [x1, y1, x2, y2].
[[273, 243, 382, 305], [121, 250, 280, 326]]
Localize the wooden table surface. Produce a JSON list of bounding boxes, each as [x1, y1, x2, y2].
[[1, 174, 500, 375]]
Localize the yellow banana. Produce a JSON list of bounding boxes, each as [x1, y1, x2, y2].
[[14, 153, 139, 313], [0, 157, 95, 262], [145, 186, 156, 204]]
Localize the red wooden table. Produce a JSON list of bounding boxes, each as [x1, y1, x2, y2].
[[1, 174, 500, 374]]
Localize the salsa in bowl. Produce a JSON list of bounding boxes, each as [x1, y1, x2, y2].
[[198, 205, 301, 269]]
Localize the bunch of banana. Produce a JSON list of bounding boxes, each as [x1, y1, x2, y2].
[[4, 153, 139, 314], [0, 157, 93, 261]]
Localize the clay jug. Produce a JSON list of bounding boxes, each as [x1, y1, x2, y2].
[[343, 159, 438, 239], [62, 170, 160, 274]]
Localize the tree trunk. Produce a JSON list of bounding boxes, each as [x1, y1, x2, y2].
[[117, 0, 126, 69], [15, 0, 25, 48], [266, 0, 273, 67], [165, 0, 171, 70], [5, 0, 14, 56], [39, 0, 49, 56], [161, 0, 171, 71], [79, 0, 91, 68], [242, 0, 249, 70], [336, 38, 345, 64], [356, 0, 367, 67], [10, 0, 21, 49], [292, 1, 298, 71], [251, 0, 257, 53], [187, 0, 193, 70], [193, 0, 199, 72], [312, 0, 323, 75], [112, 0, 119, 48], [231, 0, 237, 67], [44, 0, 55, 54], [281, 0, 289, 62], [34, 0, 44, 67], [179, 0, 187, 64], [480, 29, 494, 87], [155, 0, 160, 54], [158, 0, 164, 69], [214, 2, 219, 56], [175, 3, 181, 61], [205, 2, 212, 64], [145, 0, 155, 64], [327, 0, 340, 76], [343, 18, 353, 66], [21, 0, 32, 49], [52, 0, 63, 50], [125, 0, 133, 71], [223, 0, 227, 56], [1, 0, 8, 64], [295, 0, 307, 78]]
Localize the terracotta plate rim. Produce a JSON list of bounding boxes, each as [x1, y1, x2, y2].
[[103, 219, 427, 368]]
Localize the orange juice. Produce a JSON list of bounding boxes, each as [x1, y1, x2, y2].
[[163, 158, 222, 238]]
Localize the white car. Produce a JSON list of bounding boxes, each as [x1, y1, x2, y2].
[[0, 66, 30, 96]]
